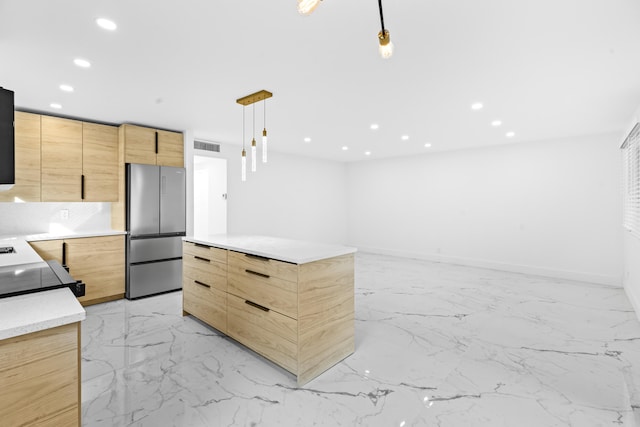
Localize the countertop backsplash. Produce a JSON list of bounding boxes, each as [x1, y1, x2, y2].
[[0, 202, 112, 236]]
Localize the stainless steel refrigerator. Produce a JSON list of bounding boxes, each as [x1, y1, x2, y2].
[[126, 163, 186, 299]]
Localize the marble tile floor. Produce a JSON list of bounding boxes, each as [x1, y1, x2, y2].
[[81, 252, 640, 426]]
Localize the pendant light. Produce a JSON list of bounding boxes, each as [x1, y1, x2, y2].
[[241, 106, 247, 182], [262, 100, 268, 163], [377, 0, 393, 59], [236, 90, 273, 181], [298, 0, 322, 15], [251, 104, 257, 172]]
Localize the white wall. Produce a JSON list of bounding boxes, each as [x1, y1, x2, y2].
[[622, 106, 640, 320], [0, 202, 111, 236], [346, 133, 623, 286], [185, 133, 349, 245]]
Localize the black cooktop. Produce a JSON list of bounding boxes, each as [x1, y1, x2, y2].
[[0, 260, 85, 299]]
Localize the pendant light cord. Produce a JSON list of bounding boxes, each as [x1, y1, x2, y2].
[[378, 0, 386, 33], [253, 103, 255, 138], [264, 99, 267, 127]]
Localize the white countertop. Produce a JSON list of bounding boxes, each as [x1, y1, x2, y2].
[[185, 234, 357, 264], [0, 288, 86, 340], [0, 237, 47, 271], [25, 229, 127, 241]]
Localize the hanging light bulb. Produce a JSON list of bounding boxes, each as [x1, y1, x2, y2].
[[262, 100, 268, 163], [378, 29, 394, 59], [298, 0, 322, 15], [241, 106, 247, 181], [377, 0, 393, 59], [251, 105, 257, 172], [241, 148, 247, 182]]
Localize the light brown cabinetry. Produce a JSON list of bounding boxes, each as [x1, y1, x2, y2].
[[0, 112, 41, 202], [182, 241, 355, 385], [0, 322, 81, 427], [41, 116, 118, 202], [121, 124, 184, 167], [29, 235, 125, 306]]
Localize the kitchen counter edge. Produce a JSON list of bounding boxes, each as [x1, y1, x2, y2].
[[0, 288, 86, 341], [183, 235, 357, 264]]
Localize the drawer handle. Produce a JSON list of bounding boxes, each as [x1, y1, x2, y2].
[[245, 253, 270, 262], [194, 280, 211, 288], [194, 243, 210, 249], [245, 300, 270, 312], [194, 256, 210, 263], [245, 269, 270, 279]]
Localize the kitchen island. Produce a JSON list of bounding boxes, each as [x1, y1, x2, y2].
[[183, 235, 356, 385]]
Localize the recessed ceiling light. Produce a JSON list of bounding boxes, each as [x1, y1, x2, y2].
[[370, 124, 379, 130], [491, 120, 502, 127], [59, 84, 74, 92], [73, 58, 91, 68], [342, 146, 349, 151], [471, 102, 483, 110], [96, 18, 117, 31], [401, 135, 409, 141], [424, 143, 432, 148], [506, 131, 515, 138], [365, 151, 371, 156], [304, 137, 311, 143], [50, 103, 62, 109]]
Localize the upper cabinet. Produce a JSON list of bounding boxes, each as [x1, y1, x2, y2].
[[122, 124, 184, 167], [0, 112, 41, 202], [41, 116, 118, 202]]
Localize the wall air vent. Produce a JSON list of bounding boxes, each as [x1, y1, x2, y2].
[[194, 140, 220, 153]]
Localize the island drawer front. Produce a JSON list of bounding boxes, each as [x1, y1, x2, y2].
[[183, 253, 227, 292], [228, 250, 298, 282], [226, 293, 298, 374], [227, 267, 297, 319], [183, 274, 227, 333], [184, 242, 227, 264]]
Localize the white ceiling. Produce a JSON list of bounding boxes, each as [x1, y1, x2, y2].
[[1, 0, 639, 162]]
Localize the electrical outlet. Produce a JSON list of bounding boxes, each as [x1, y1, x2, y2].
[[60, 209, 69, 220]]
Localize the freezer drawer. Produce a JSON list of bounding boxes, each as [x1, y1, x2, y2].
[[129, 236, 183, 263], [127, 259, 182, 299]]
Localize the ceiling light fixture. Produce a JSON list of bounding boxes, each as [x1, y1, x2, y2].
[[424, 143, 432, 148], [370, 124, 379, 130], [401, 135, 409, 141], [50, 103, 62, 109], [365, 151, 371, 156], [236, 90, 273, 181], [96, 18, 117, 31], [506, 131, 515, 138], [471, 102, 483, 110], [59, 84, 74, 92], [73, 58, 91, 68], [491, 120, 502, 127], [304, 137, 311, 143], [298, 0, 322, 15], [377, 0, 394, 59], [342, 146, 349, 151]]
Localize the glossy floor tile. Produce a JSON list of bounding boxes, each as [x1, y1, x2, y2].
[[82, 253, 640, 426]]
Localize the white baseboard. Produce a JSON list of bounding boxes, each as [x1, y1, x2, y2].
[[353, 245, 622, 288]]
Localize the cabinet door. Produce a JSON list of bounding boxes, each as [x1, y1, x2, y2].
[[82, 122, 118, 201], [28, 239, 63, 264], [123, 124, 156, 165], [157, 130, 184, 167], [41, 116, 83, 202], [65, 235, 125, 305], [0, 112, 41, 202]]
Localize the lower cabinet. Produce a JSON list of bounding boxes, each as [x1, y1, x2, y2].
[[182, 241, 355, 385], [29, 235, 125, 306], [0, 322, 81, 427]]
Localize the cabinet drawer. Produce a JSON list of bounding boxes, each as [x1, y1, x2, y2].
[[183, 275, 227, 333], [227, 293, 297, 374], [228, 250, 297, 282], [228, 268, 297, 319], [184, 242, 227, 264], [183, 253, 227, 292]]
